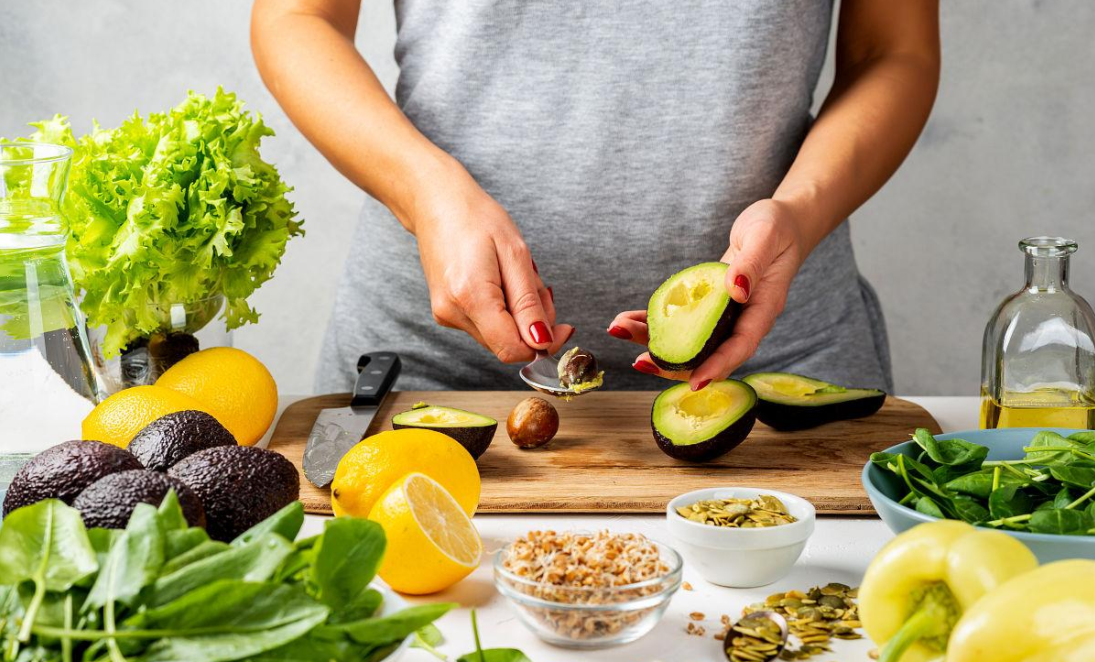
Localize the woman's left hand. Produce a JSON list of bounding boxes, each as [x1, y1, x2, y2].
[[609, 199, 805, 390]]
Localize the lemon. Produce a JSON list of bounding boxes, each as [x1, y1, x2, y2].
[[157, 347, 278, 446], [369, 472, 482, 594], [82, 385, 211, 448], [330, 428, 480, 518]]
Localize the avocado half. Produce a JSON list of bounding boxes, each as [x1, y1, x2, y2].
[[742, 372, 886, 431], [647, 262, 739, 371], [651, 380, 757, 462], [392, 403, 498, 460]]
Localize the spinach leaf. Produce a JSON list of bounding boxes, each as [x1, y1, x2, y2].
[[946, 469, 1030, 499], [165, 527, 210, 561], [912, 429, 988, 469], [988, 485, 1034, 520], [0, 500, 98, 640], [951, 495, 990, 524], [412, 623, 447, 660], [1053, 486, 1076, 509], [84, 503, 165, 611], [321, 603, 456, 646], [132, 581, 329, 662], [233, 501, 305, 548], [914, 496, 945, 519], [157, 490, 188, 532], [150, 532, 292, 607], [1050, 465, 1095, 489], [161, 540, 230, 576], [1028, 508, 1095, 535], [1068, 431, 1095, 445], [312, 518, 386, 617], [1024, 431, 1087, 465], [457, 610, 532, 662]]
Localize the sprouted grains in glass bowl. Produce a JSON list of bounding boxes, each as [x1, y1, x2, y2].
[[494, 530, 683, 648]]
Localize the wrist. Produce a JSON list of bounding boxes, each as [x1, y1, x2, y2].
[[771, 183, 826, 264], [382, 147, 471, 235]]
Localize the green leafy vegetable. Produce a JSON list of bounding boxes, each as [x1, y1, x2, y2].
[[0, 499, 447, 661], [10, 88, 303, 356], [456, 611, 533, 662]]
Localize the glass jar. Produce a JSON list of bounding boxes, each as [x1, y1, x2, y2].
[[0, 143, 104, 452], [981, 237, 1095, 429], [89, 295, 232, 394]]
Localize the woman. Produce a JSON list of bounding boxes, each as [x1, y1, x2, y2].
[[252, 1, 939, 392]]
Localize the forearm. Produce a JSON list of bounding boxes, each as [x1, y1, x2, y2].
[[250, 0, 460, 231], [775, 12, 940, 260]]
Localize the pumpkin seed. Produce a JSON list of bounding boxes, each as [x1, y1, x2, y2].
[[729, 583, 863, 661], [676, 495, 798, 528]]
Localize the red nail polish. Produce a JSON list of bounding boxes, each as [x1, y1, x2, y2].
[[633, 359, 659, 374], [532, 258, 539, 274], [734, 274, 751, 299], [547, 286, 554, 303], [692, 379, 712, 391], [530, 321, 552, 344], [565, 327, 576, 343], [608, 325, 632, 340]]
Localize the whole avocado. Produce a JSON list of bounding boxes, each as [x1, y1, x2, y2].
[[73, 470, 205, 529], [3, 440, 143, 516], [168, 446, 299, 542], [127, 410, 237, 471]]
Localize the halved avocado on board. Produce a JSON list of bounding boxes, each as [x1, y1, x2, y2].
[[392, 403, 498, 460], [742, 372, 886, 431], [651, 380, 757, 462], [647, 262, 739, 371]]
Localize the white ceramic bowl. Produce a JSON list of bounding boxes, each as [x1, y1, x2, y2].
[[666, 487, 816, 588]]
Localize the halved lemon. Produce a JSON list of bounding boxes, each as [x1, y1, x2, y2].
[[369, 472, 482, 595]]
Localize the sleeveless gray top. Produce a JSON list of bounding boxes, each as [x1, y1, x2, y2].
[[317, 0, 892, 392]]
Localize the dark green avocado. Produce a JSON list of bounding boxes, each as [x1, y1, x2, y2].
[[742, 372, 886, 431], [651, 380, 757, 462], [168, 446, 299, 542], [392, 402, 498, 460], [127, 410, 238, 471], [647, 262, 739, 371], [3, 440, 143, 516], [73, 470, 205, 529]]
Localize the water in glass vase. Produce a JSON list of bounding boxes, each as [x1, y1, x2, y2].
[[980, 387, 1095, 429]]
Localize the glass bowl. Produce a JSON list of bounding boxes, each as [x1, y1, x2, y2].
[[492, 538, 683, 649]]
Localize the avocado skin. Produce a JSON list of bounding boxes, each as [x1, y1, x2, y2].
[[128, 410, 237, 471], [3, 441, 143, 516], [652, 406, 757, 462], [649, 300, 741, 371], [755, 393, 887, 431], [392, 422, 496, 460], [168, 446, 299, 542], [73, 469, 205, 529]]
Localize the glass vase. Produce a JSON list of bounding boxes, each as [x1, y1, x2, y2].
[[981, 237, 1095, 429]]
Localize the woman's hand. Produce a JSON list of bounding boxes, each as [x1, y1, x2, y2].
[[608, 199, 804, 390], [412, 169, 574, 364]]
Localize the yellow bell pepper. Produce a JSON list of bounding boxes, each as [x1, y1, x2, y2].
[[859, 520, 1038, 662], [946, 560, 1095, 662]]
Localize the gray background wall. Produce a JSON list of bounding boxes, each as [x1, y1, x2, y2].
[[2, 1, 1092, 396]]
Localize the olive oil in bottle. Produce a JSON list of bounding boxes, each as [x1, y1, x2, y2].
[[980, 388, 1095, 429], [981, 237, 1095, 430]]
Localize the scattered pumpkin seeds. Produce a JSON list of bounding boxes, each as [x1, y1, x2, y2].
[[724, 611, 786, 662], [719, 583, 863, 661], [676, 494, 797, 528]]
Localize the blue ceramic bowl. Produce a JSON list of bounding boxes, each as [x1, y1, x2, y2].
[[862, 427, 1095, 563]]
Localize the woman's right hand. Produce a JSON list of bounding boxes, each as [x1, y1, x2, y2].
[[409, 169, 573, 364]]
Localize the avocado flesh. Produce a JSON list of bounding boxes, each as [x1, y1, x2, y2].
[[392, 405, 497, 460], [651, 380, 757, 462], [648, 263, 738, 371], [743, 372, 886, 431]]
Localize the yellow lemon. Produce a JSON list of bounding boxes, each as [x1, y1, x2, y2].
[[331, 428, 480, 518], [369, 472, 482, 594], [82, 385, 211, 448], [156, 347, 277, 446]]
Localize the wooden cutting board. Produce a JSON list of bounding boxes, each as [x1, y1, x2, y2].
[[268, 391, 940, 516]]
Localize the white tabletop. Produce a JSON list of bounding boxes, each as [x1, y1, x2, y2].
[[286, 396, 980, 662]]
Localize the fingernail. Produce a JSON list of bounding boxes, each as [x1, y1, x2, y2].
[[692, 379, 712, 392], [608, 325, 632, 340], [532, 258, 539, 274], [547, 286, 553, 303], [734, 274, 751, 300], [530, 321, 552, 344], [565, 327, 576, 343], [633, 359, 659, 375]]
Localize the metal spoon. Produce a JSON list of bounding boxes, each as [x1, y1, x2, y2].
[[519, 350, 602, 398], [723, 611, 789, 662]]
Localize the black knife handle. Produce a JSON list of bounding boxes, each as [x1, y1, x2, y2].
[[351, 352, 401, 407]]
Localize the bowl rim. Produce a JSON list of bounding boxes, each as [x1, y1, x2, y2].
[[862, 427, 1095, 544], [492, 536, 683, 608], [665, 486, 816, 542]]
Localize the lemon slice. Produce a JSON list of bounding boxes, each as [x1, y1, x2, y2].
[[369, 472, 482, 594]]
